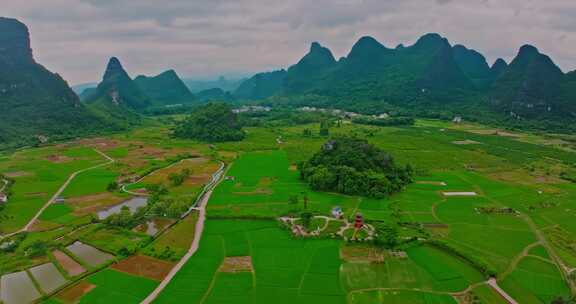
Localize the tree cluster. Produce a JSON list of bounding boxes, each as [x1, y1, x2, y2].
[[173, 103, 245, 142], [299, 137, 413, 198]]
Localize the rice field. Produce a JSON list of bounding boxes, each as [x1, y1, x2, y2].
[[3, 119, 576, 303]]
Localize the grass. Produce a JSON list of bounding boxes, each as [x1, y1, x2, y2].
[[143, 212, 199, 261], [63, 167, 118, 198], [500, 256, 570, 304], [0, 145, 104, 233], [6, 118, 576, 303], [349, 290, 457, 304], [154, 219, 345, 303]]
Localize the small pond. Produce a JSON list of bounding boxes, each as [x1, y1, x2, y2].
[[97, 197, 148, 220]]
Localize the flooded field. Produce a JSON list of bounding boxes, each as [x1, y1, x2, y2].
[[66, 241, 115, 267], [29, 263, 67, 294], [0, 271, 41, 304], [97, 197, 148, 220]]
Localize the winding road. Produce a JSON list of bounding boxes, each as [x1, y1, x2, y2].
[[0, 148, 115, 240], [141, 162, 226, 304]]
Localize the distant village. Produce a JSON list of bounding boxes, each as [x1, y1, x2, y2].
[[231, 105, 391, 121]]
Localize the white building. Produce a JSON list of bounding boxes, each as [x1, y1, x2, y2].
[[0, 193, 7, 203]]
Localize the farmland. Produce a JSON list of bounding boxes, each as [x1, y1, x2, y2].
[[1, 115, 576, 303]]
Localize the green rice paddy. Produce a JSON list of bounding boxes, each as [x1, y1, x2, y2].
[[2, 119, 576, 303]]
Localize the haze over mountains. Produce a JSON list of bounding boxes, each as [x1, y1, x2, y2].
[[0, 16, 575, 149]]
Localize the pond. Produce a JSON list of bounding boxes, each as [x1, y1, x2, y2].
[[0, 270, 41, 304], [97, 197, 148, 220], [29, 263, 67, 294], [66, 241, 115, 267], [134, 218, 175, 236]]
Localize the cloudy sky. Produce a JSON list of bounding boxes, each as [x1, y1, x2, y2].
[[4, 0, 576, 84]]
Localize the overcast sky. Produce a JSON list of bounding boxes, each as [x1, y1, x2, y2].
[[4, 0, 576, 84]]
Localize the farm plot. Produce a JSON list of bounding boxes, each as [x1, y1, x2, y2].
[[500, 256, 570, 304], [53, 250, 86, 276], [340, 245, 484, 295], [111, 255, 174, 281], [143, 211, 198, 261], [29, 262, 67, 294], [350, 290, 457, 304], [0, 270, 42, 304], [0, 145, 106, 233], [154, 219, 346, 304], [58, 269, 158, 304], [208, 150, 362, 218], [66, 241, 115, 268]]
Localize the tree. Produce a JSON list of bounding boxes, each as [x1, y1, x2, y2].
[[107, 181, 119, 192], [374, 223, 398, 249], [173, 103, 245, 142], [288, 195, 299, 205], [319, 119, 332, 136], [299, 137, 413, 198], [302, 128, 312, 137], [300, 212, 313, 228]]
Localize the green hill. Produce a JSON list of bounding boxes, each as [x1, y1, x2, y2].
[[0, 17, 111, 149], [134, 70, 196, 106], [452, 44, 494, 89], [173, 103, 244, 142], [196, 88, 235, 102], [490, 45, 565, 119], [234, 70, 286, 100], [85, 57, 150, 110], [84, 57, 144, 127]]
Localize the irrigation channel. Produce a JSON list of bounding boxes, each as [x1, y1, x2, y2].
[[141, 162, 226, 304]]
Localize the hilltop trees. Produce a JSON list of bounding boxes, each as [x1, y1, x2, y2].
[[173, 103, 245, 142], [299, 137, 413, 198]]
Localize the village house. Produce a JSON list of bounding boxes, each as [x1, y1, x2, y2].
[[0, 193, 7, 203]]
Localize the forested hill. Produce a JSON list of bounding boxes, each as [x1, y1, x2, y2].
[[134, 70, 197, 106], [0, 17, 111, 149], [236, 33, 576, 130]]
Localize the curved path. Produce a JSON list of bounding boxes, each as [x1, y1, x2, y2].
[[0, 148, 115, 240], [0, 179, 8, 193], [141, 163, 226, 304]]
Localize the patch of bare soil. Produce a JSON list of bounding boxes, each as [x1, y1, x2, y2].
[[46, 155, 73, 163], [24, 192, 48, 198], [29, 220, 62, 232], [416, 181, 447, 186], [111, 255, 174, 281], [78, 137, 120, 150], [218, 256, 254, 273], [3, 171, 33, 178], [289, 165, 298, 171], [341, 245, 385, 263], [57, 281, 95, 303], [452, 140, 481, 145], [233, 188, 273, 195], [53, 250, 86, 276]]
